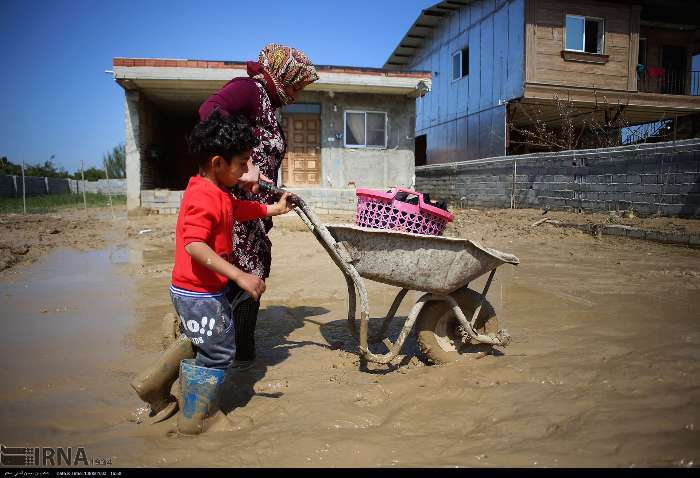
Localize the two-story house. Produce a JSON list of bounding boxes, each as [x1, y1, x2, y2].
[[385, 0, 700, 165]]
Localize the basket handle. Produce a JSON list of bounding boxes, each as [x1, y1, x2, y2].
[[391, 187, 427, 207]]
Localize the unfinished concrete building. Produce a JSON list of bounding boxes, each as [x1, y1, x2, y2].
[[112, 59, 430, 212]]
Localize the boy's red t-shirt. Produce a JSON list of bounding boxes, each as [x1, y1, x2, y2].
[[171, 176, 268, 293]]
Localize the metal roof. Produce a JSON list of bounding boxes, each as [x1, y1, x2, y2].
[[383, 0, 473, 69]]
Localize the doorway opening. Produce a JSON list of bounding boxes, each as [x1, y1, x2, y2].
[[415, 134, 427, 167]]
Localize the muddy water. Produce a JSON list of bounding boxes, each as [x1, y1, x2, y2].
[[0, 224, 699, 468], [0, 246, 140, 446]]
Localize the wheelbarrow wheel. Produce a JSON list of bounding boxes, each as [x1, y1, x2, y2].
[[415, 288, 499, 365]]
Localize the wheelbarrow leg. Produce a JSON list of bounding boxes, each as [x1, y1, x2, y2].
[[467, 269, 496, 329], [291, 200, 423, 366], [357, 274, 369, 359], [336, 260, 371, 362], [359, 293, 434, 364], [371, 288, 409, 344], [445, 294, 510, 347], [345, 275, 358, 339], [345, 279, 409, 345]]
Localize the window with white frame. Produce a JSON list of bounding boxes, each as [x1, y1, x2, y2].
[[344, 111, 387, 148], [451, 47, 469, 81], [565, 15, 605, 54]]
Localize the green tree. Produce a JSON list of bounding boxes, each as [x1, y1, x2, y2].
[[25, 158, 70, 178], [0, 155, 69, 178], [0, 156, 21, 175], [72, 167, 106, 181], [102, 143, 126, 179]]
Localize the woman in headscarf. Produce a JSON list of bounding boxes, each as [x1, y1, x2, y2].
[[198, 44, 319, 368]]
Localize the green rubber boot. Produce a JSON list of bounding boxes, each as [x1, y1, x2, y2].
[[177, 359, 226, 435]]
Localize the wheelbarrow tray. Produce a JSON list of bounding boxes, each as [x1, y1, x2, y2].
[[326, 224, 520, 295]]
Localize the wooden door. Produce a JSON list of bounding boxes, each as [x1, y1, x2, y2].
[[281, 114, 320, 186]]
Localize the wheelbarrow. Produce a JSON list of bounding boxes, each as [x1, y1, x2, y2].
[[265, 184, 520, 365]]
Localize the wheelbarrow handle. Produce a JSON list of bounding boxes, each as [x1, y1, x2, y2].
[[257, 180, 397, 366], [256, 181, 302, 206], [256, 181, 334, 254]]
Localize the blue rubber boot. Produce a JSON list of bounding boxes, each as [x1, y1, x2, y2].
[[177, 359, 226, 435]]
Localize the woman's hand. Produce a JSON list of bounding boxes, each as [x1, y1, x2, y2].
[[237, 159, 273, 193], [235, 271, 266, 301], [267, 192, 294, 217]]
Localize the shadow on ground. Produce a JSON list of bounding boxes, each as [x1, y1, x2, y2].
[[315, 314, 422, 374], [219, 305, 330, 413]]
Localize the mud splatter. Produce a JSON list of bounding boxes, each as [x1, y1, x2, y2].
[[0, 206, 698, 467]]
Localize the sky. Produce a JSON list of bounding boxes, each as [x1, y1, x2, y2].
[[0, 0, 432, 173]]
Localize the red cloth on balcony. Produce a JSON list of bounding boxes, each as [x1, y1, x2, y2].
[[647, 67, 666, 78]]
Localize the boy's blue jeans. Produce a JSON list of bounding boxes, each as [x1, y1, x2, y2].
[[169, 284, 249, 369]]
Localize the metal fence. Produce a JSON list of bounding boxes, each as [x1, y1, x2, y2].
[[0, 174, 126, 215], [638, 69, 700, 96]]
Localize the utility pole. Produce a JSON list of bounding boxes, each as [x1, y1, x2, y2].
[[80, 160, 87, 211], [104, 164, 114, 219], [21, 160, 26, 215]]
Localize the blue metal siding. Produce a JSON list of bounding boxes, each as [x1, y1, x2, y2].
[[467, 24, 481, 114], [506, 0, 525, 100], [493, 6, 508, 102], [456, 31, 469, 117], [480, 11, 495, 111], [411, 0, 526, 164]]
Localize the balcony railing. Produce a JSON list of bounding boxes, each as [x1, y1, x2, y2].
[[637, 68, 700, 96]]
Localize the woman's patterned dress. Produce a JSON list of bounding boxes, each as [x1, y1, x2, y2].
[[230, 81, 287, 279]]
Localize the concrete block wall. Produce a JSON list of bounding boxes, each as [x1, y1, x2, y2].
[[80, 179, 127, 195], [140, 187, 358, 215], [141, 189, 185, 214], [0, 175, 126, 198], [20, 177, 48, 196], [47, 177, 71, 194], [286, 187, 357, 213], [0, 175, 16, 197], [68, 179, 126, 194], [1, 175, 62, 197], [416, 139, 700, 217]]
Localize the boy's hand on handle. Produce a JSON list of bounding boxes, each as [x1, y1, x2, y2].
[[268, 192, 294, 216], [235, 272, 266, 302], [278, 192, 295, 214]]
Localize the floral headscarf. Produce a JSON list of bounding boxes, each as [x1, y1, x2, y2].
[[247, 43, 319, 107]]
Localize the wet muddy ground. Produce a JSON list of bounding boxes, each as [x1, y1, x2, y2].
[[0, 206, 698, 467]]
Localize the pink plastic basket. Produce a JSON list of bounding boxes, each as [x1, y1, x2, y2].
[[354, 187, 454, 236]]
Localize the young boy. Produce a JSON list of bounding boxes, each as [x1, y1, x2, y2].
[[170, 111, 292, 434], [171, 111, 292, 368]]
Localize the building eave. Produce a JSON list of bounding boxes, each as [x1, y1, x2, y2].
[[383, 0, 474, 69], [112, 58, 431, 99]]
